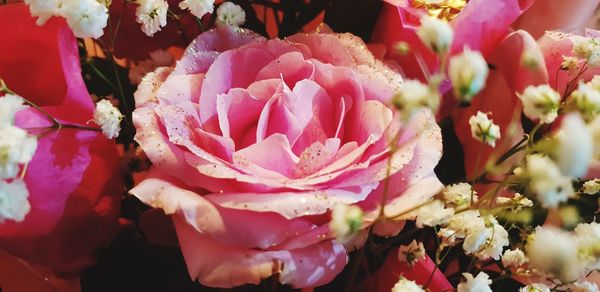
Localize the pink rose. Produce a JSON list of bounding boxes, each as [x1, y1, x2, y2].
[[131, 26, 443, 288], [0, 3, 122, 269]]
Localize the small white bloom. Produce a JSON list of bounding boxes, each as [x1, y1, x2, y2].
[[582, 179, 600, 194], [216, 2, 245, 27], [569, 82, 600, 119], [589, 48, 600, 68], [469, 111, 500, 147], [94, 99, 123, 139], [330, 204, 363, 242], [574, 222, 600, 270], [60, 0, 109, 39], [552, 113, 593, 177], [457, 272, 492, 292], [393, 80, 440, 117], [0, 126, 37, 179], [523, 154, 574, 208], [572, 281, 600, 292], [519, 283, 551, 292], [590, 75, 600, 91], [574, 38, 597, 59], [443, 182, 476, 207], [518, 85, 560, 124], [527, 226, 584, 283], [473, 217, 509, 260], [0, 179, 31, 223], [449, 48, 489, 103], [179, 0, 214, 19], [397, 240, 426, 266], [502, 248, 527, 268], [392, 277, 424, 292], [561, 56, 580, 71], [0, 94, 27, 126], [417, 16, 453, 54], [439, 210, 483, 245], [413, 200, 454, 228], [24, 0, 62, 26], [495, 193, 533, 210], [136, 0, 168, 37], [128, 50, 175, 84]]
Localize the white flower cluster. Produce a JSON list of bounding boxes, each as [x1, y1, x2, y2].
[[469, 111, 501, 147], [449, 48, 489, 103], [329, 203, 363, 242], [94, 99, 124, 139], [179, 0, 215, 19], [0, 94, 36, 223], [216, 2, 246, 27], [393, 80, 441, 118], [397, 240, 426, 266], [417, 16, 453, 54], [25, 0, 109, 38], [457, 272, 492, 292], [526, 223, 600, 284], [572, 37, 600, 68], [392, 277, 424, 292], [135, 0, 169, 37]]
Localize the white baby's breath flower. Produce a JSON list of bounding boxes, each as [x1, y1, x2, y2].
[[413, 200, 454, 228], [469, 111, 500, 147], [0, 178, 31, 223], [393, 80, 440, 117], [569, 82, 600, 119], [449, 48, 488, 103], [457, 272, 492, 292], [572, 281, 599, 292], [519, 283, 551, 292], [502, 248, 527, 268], [397, 240, 426, 266], [443, 182, 476, 207], [179, 0, 214, 19], [136, 0, 168, 37], [416, 16, 453, 54], [392, 277, 424, 292], [438, 210, 483, 245], [561, 56, 580, 71], [330, 204, 363, 242], [60, 0, 109, 39], [574, 38, 597, 59], [94, 99, 123, 139], [527, 226, 584, 283], [473, 217, 509, 260], [574, 222, 600, 270], [591, 75, 600, 91], [496, 193, 533, 210], [518, 85, 560, 124], [0, 94, 26, 126], [552, 113, 593, 177], [24, 0, 62, 25], [216, 2, 245, 27], [0, 125, 37, 179], [582, 179, 600, 194], [523, 154, 574, 208]]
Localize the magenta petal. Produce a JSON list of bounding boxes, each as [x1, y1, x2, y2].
[[450, 0, 533, 57]]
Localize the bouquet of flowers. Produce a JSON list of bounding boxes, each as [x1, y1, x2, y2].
[[2, 0, 600, 291]]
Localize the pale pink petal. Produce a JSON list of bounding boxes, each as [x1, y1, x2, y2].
[[515, 0, 600, 39], [233, 134, 299, 178], [134, 66, 173, 107], [156, 73, 203, 105], [206, 183, 377, 219], [255, 51, 316, 88], [173, 215, 347, 288], [131, 170, 316, 249]]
